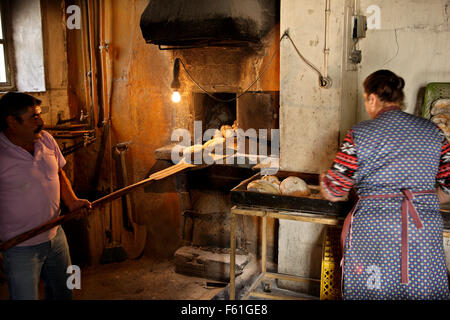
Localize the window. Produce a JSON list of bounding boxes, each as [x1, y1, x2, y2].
[[0, 0, 45, 92], [0, 0, 14, 90]]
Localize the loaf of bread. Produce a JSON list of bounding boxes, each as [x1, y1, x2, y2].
[[436, 123, 450, 140], [213, 129, 223, 139], [431, 113, 450, 125], [247, 179, 281, 195], [431, 113, 450, 142], [182, 144, 203, 161], [431, 99, 450, 116], [203, 137, 225, 150], [261, 175, 280, 186], [232, 120, 238, 131], [220, 125, 234, 139], [183, 144, 203, 154], [280, 176, 311, 197]]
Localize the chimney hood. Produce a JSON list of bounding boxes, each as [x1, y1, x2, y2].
[[140, 0, 278, 50]]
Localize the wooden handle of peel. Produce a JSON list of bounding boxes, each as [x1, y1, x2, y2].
[[0, 175, 154, 252], [0, 162, 197, 252]]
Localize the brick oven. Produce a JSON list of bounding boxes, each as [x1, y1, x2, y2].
[[139, 0, 280, 283]]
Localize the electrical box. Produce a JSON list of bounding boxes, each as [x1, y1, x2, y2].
[[352, 15, 367, 39]]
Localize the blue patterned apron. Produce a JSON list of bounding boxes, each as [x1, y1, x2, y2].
[[341, 109, 449, 300]]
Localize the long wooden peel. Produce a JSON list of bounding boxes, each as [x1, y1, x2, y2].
[[0, 162, 196, 252]]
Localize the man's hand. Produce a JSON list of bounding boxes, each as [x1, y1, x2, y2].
[[67, 198, 92, 220], [59, 169, 92, 218], [67, 198, 92, 212]]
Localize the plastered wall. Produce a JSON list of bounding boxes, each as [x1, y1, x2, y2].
[[357, 0, 450, 120], [278, 0, 450, 296], [280, 0, 358, 174]]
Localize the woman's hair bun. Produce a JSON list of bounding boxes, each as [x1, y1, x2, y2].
[[388, 75, 404, 90], [363, 69, 405, 103], [397, 77, 405, 90]]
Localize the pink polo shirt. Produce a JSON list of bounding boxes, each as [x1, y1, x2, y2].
[[0, 130, 66, 246]]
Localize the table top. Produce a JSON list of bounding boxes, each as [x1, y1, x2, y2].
[[232, 205, 450, 236]]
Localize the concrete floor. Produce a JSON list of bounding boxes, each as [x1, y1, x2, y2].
[[0, 256, 224, 300]]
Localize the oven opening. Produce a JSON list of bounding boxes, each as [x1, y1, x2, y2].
[[193, 92, 237, 137], [187, 90, 279, 166]]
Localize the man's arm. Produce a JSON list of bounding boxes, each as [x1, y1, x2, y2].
[[59, 169, 92, 212]]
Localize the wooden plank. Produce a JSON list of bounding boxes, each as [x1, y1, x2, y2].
[[230, 211, 236, 300], [248, 291, 310, 300], [231, 172, 260, 190], [148, 162, 196, 180], [268, 212, 342, 226], [265, 272, 320, 283], [262, 215, 267, 274], [111, 199, 122, 244], [231, 208, 266, 217], [242, 273, 266, 300], [87, 204, 107, 265]]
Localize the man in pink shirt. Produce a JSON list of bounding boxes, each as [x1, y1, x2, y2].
[[0, 92, 91, 300]]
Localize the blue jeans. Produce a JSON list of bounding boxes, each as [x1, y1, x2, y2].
[[2, 227, 73, 300]]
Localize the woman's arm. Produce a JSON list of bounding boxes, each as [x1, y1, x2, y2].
[[320, 173, 349, 202], [437, 187, 450, 204], [320, 130, 357, 202]]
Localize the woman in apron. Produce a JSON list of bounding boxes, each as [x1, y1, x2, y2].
[[320, 69, 450, 300]]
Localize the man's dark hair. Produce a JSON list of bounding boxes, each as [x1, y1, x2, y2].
[[0, 92, 42, 131]]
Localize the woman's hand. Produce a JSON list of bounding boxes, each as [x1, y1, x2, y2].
[[437, 187, 450, 204], [319, 172, 348, 202]]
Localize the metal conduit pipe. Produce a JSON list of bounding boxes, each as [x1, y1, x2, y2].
[[99, 0, 114, 194], [62, 137, 97, 156], [323, 0, 331, 79], [88, 0, 100, 128], [44, 125, 90, 131], [81, 0, 94, 130]]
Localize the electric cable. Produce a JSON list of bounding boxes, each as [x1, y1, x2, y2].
[[175, 30, 330, 104], [283, 32, 330, 88], [177, 34, 285, 103]]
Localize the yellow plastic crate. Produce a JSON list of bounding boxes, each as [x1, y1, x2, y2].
[[320, 226, 342, 300]]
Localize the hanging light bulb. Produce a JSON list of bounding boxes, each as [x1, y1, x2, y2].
[[171, 90, 181, 103], [171, 58, 181, 103]]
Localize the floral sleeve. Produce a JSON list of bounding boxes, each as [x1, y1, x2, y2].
[[437, 131, 450, 194], [322, 129, 357, 198]]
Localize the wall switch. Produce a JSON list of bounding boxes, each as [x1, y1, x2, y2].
[[352, 15, 367, 39]]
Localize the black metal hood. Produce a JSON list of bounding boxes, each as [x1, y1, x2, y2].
[[140, 0, 278, 49]]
